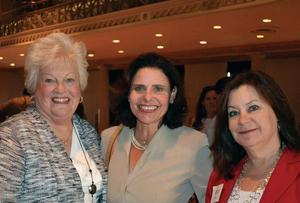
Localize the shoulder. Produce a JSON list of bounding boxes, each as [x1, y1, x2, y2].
[[101, 125, 122, 137], [101, 125, 127, 155], [170, 125, 209, 148], [0, 110, 33, 135], [278, 148, 300, 170]]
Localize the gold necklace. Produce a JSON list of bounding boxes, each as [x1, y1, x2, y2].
[[229, 147, 284, 203]]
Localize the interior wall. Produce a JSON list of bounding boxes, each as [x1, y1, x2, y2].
[[83, 67, 109, 133], [0, 69, 25, 103], [258, 57, 300, 126]]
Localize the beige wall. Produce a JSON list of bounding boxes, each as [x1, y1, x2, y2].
[[260, 57, 300, 125]]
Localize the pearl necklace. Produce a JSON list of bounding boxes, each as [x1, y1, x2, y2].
[[130, 129, 148, 151], [229, 147, 283, 203]]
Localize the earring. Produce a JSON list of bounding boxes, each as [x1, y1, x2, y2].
[[277, 121, 281, 131], [169, 97, 174, 104], [169, 86, 177, 104], [80, 96, 83, 103]]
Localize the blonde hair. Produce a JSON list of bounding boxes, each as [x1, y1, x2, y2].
[[24, 32, 89, 94]]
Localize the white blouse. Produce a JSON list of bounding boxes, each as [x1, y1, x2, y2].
[[228, 188, 264, 203], [70, 126, 102, 203]]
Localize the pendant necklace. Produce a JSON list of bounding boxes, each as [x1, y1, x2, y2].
[[73, 124, 97, 199]]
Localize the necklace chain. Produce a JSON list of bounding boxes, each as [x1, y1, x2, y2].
[[130, 129, 148, 151], [73, 124, 97, 198], [229, 147, 284, 203]]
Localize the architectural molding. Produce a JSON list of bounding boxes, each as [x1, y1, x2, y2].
[[0, 0, 278, 47]]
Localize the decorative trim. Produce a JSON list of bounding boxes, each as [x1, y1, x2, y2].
[[0, 0, 278, 47]]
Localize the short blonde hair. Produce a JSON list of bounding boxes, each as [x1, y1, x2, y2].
[[24, 32, 89, 94]]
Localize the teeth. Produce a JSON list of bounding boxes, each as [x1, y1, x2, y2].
[[139, 105, 158, 110], [52, 97, 69, 103]]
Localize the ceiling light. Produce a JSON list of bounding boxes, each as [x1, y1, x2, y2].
[[256, 34, 264, 39], [10, 63, 15, 67], [155, 33, 163, 37], [118, 50, 125, 54], [87, 53, 95, 57], [157, 45, 164, 49], [112, 40, 120, 43], [199, 41, 207, 45], [213, 25, 222, 30], [19, 53, 25, 56], [262, 19, 272, 23], [0, 56, 3, 60]]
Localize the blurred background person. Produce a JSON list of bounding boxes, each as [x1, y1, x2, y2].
[[0, 32, 107, 202], [0, 90, 32, 123], [192, 85, 217, 145], [206, 71, 300, 203], [101, 52, 212, 203]]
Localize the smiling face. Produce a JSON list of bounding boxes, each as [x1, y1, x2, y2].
[[227, 85, 280, 150], [129, 67, 173, 128], [34, 63, 81, 123]]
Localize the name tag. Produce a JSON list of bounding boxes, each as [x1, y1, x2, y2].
[[211, 184, 223, 203]]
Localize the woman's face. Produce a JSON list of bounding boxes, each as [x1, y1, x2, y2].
[[227, 85, 280, 150], [34, 63, 81, 123], [203, 90, 217, 118], [129, 67, 172, 127]]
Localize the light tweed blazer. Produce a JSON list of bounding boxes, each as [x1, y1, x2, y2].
[[0, 105, 107, 202]]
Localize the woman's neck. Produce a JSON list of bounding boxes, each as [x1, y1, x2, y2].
[[135, 122, 161, 144], [246, 140, 281, 169]]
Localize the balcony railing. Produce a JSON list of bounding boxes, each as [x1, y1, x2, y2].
[[0, 0, 164, 37]]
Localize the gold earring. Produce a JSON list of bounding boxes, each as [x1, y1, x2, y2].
[[80, 96, 83, 103]]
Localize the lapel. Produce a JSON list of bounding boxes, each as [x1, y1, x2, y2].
[[73, 115, 104, 173], [220, 159, 246, 202], [126, 125, 167, 184], [73, 115, 108, 191], [260, 148, 300, 202]]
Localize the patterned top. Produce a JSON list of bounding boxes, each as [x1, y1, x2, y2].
[[0, 105, 107, 203]]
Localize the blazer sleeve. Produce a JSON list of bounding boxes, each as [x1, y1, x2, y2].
[[189, 131, 213, 202], [0, 125, 25, 201], [100, 126, 120, 158]]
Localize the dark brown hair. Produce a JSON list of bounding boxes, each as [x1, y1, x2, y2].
[[115, 52, 187, 129], [211, 71, 300, 179]]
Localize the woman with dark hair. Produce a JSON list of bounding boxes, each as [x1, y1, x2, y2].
[[192, 85, 217, 145], [206, 71, 300, 203], [102, 52, 212, 203]]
